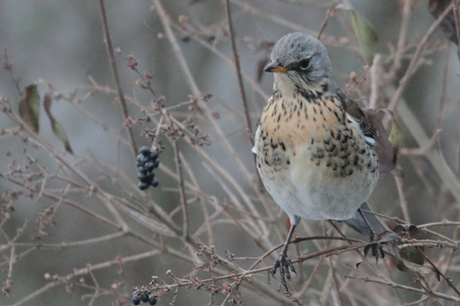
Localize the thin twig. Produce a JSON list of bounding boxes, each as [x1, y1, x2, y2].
[[392, 0, 412, 73], [173, 141, 189, 239], [419, 249, 460, 297], [3, 49, 22, 95], [274, 0, 334, 9], [368, 54, 381, 109], [418, 220, 460, 228], [318, 6, 337, 40], [453, 0, 460, 58], [180, 154, 214, 245], [225, 0, 253, 144], [328, 256, 345, 306], [435, 43, 451, 131], [8, 232, 127, 250], [344, 275, 460, 303], [393, 170, 410, 223], [97, 0, 138, 156], [413, 274, 442, 305], [231, 0, 318, 37]]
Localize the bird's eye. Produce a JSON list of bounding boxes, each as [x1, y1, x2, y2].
[[299, 59, 310, 70]]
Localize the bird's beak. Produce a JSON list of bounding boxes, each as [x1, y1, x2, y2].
[[264, 61, 287, 73]]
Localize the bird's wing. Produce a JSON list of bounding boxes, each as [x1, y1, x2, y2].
[[345, 99, 377, 147], [343, 98, 396, 177]]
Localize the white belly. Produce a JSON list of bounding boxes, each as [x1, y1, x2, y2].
[[258, 146, 379, 221]]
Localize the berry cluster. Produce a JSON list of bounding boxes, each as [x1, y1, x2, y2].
[[132, 291, 157, 305], [136, 146, 160, 190]]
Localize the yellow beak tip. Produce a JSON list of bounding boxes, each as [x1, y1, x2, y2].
[[264, 63, 287, 73]]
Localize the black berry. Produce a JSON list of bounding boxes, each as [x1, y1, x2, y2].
[[180, 33, 190, 42], [140, 146, 151, 155], [151, 178, 159, 187], [138, 173, 150, 183], [145, 162, 155, 171], [141, 292, 149, 303], [150, 150, 159, 160], [138, 182, 149, 190], [132, 295, 141, 305], [148, 296, 157, 305]]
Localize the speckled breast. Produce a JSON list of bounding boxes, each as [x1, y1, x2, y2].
[[254, 94, 379, 220]]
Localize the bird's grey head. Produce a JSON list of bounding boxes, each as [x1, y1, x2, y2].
[[264, 32, 339, 97]]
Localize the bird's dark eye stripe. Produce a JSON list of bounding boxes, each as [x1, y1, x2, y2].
[[299, 59, 310, 70]]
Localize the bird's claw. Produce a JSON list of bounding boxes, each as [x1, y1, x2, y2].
[[369, 232, 385, 259], [272, 252, 296, 292], [370, 241, 385, 259]]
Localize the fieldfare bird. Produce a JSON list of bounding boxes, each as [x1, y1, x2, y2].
[[253, 32, 397, 292]]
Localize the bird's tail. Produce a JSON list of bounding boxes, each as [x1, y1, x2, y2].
[[344, 202, 391, 239]]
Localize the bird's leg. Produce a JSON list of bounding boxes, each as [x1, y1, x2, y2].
[[273, 223, 297, 292], [357, 208, 384, 259]]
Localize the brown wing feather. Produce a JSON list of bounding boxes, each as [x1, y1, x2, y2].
[[344, 99, 395, 176], [345, 99, 377, 141]]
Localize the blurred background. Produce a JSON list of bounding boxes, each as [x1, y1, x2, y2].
[[1, 0, 460, 305]]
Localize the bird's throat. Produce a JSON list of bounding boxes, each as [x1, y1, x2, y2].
[[273, 73, 327, 102]]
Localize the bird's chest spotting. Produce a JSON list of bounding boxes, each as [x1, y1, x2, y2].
[[255, 95, 371, 176], [254, 95, 379, 220], [256, 96, 378, 189], [255, 97, 307, 175]]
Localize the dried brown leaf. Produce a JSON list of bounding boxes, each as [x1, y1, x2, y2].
[[19, 85, 40, 133], [43, 93, 73, 154]]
